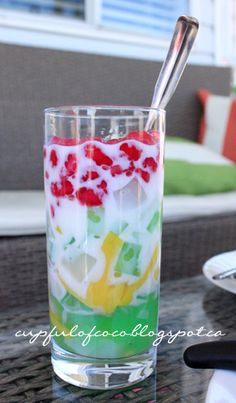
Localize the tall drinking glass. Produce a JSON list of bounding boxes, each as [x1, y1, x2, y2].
[[44, 106, 165, 389]]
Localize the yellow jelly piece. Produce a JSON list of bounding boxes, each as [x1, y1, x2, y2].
[[59, 232, 123, 313], [119, 246, 159, 306], [59, 231, 159, 314], [56, 226, 62, 234], [154, 267, 160, 281], [86, 232, 124, 313], [50, 309, 71, 338]]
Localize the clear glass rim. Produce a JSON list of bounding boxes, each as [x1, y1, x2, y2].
[[44, 105, 166, 118]]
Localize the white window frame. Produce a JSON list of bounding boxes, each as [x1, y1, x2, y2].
[[0, 0, 170, 49], [189, 0, 236, 66]]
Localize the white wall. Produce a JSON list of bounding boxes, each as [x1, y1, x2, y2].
[[189, 0, 215, 64], [0, 0, 234, 68]]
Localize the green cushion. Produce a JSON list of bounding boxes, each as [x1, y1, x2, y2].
[[164, 160, 236, 195], [164, 137, 236, 195]]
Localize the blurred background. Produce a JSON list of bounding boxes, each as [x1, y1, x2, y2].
[[0, 0, 235, 85]]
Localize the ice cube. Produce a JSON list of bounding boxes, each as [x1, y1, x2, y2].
[[61, 253, 96, 282], [113, 178, 147, 210]]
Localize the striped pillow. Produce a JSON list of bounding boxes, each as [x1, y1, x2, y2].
[[198, 89, 236, 163]]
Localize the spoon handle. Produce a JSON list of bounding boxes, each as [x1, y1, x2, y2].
[[212, 267, 236, 280], [151, 15, 199, 110], [184, 340, 236, 370]]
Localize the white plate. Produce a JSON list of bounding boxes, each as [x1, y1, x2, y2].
[[206, 369, 236, 403], [203, 251, 236, 294]]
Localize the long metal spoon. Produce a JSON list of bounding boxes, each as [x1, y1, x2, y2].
[[212, 267, 236, 280], [145, 15, 199, 130]]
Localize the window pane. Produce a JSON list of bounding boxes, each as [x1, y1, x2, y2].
[[0, 0, 85, 19], [101, 0, 189, 37]]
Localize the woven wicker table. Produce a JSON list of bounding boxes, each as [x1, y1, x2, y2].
[[0, 275, 235, 402]]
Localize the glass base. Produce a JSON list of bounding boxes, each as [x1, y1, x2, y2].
[[52, 341, 156, 390]]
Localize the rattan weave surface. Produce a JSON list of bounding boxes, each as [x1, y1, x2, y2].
[[0, 275, 235, 402], [162, 213, 236, 281]]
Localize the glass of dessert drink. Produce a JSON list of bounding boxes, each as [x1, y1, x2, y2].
[[44, 106, 165, 389]]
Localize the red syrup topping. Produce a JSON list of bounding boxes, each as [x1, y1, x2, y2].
[[50, 136, 80, 146], [143, 157, 158, 172], [136, 168, 150, 183], [119, 143, 142, 161], [49, 130, 158, 146], [51, 178, 74, 197], [47, 130, 159, 206], [50, 205, 55, 218], [76, 187, 102, 207], [97, 180, 108, 194], [124, 161, 135, 177], [82, 171, 99, 182], [65, 153, 77, 176], [111, 165, 123, 176], [50, 149, 58, 167], [84, 144, 113, 167]]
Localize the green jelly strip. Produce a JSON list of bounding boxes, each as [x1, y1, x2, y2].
[[87, 207, 104, 237], [64, 236, 76, 250], [88, 208, 102, 223], [115, 241, 141, 277], [68, 236, 76, 245], [147, 211, 159, 233], [61, 292, 94, 313], [50, 294, 63, 316], [120, 222, 128, 233]]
